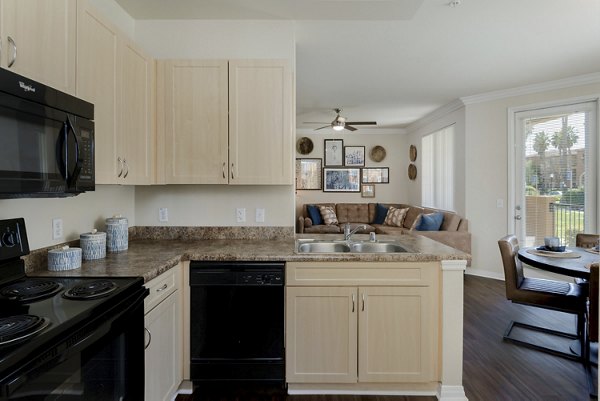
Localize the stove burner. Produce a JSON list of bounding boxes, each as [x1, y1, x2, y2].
[[63, 279, 118, 300], [0, 315, 50, 345], [0, 279, 63, 302]]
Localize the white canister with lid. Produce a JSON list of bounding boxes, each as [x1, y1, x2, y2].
[[48, 246, 82, 271], [80, 229, 107, 260], [106, 215, 128, 252]]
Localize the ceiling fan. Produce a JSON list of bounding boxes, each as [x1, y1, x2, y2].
[[305, 108, 377, 131]]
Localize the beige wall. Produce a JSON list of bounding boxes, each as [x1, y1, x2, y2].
[[135, 185, 294, 226], [0, 186, 135, 251], [294, 129, 406, 219], [465, 82, 600, 279]]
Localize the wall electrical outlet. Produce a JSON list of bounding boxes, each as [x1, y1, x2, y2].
[[236, 208, 246, 223], [255, 208, 265, 223], [159, 208, 169, 222], [52, 218, 63, 240], [496, 199, 504, 208]]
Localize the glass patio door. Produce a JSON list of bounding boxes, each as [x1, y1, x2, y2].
[[513, 101, 597, 247]]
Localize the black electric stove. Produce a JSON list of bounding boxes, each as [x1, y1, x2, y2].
[[0, 218, 148, 400]]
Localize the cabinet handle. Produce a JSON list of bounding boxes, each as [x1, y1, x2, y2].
[[351, 293, 355, 312], [144, 327, 152, 350], [7, 36, 16, 68], [156, 283, 168, 292], [361, 293, 365, 311], [231, 163, 235, 179], [123, 159, 129, 178], [117, 157, 123, 177], [222, 162, 226, 179]]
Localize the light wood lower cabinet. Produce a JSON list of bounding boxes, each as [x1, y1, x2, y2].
[[285, 262, 438, 386], [144, 266, 183, 401]]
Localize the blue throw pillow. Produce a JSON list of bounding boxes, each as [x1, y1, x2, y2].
[[415, 212, 444, 231], [372, 203, 389, 225], [307, 205, 323, 225]]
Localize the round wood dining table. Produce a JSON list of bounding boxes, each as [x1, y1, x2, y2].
[[517, 247, 599, 279]]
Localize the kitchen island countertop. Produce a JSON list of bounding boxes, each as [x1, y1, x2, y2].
[[30, 234, 470, 283]]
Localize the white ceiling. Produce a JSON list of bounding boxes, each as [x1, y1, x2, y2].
[[115, 0, 600, 130]]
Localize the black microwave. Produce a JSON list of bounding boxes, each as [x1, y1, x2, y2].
[[0, 69, 94, 198]]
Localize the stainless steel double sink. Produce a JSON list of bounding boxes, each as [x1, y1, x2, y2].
[[296, 239, 408, 254]]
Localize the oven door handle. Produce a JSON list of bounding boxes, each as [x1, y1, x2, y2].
[[55, 122, 68, 180], [65, 116, 83, 188], [3, 287, 148, 397]]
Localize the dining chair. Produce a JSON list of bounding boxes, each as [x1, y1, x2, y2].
[[585, 262, 599, 397], [577, 233, 600, 249], [498, 235, 587, 360]]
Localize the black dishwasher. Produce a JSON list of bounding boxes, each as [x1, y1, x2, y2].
[[189, 261, 285, 383]]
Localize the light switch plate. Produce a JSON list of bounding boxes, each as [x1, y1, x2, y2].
[[496, 199, 504, 208], [159, 208, 169, 222]]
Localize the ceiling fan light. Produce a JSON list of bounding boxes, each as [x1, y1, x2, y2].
[[332, 120, 345, 131]]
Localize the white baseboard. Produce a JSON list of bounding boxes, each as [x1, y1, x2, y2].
[[464, 267, 504, 281], [287, 389, 437, 396], [437, 385, 468, 401]]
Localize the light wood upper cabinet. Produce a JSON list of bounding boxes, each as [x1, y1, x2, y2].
[[156, 60, 228, 184], [118, 38, 155, 185], [157, 59, 293, 185], [77, 1, 154, 185], [228, 60, 292, 185], [285, 287, 358, 383], [0, 0, 76, 94], [76, 1, 119, 184]]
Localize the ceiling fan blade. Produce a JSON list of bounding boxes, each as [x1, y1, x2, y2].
[[304, 122, 330, 124], [314, 125, 332, 131], [346, 121, 377, 125], [344, 125, 358, 131]]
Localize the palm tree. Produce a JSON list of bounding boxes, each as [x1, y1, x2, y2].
[[551, 117, 579, 188], [533, 131, 550, 192]]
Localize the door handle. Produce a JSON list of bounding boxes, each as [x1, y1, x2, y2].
[[144, 327, 152, 350], [231, 163, 235, 179], [222, 162, 226, 179], [65, 116, 82, 188], [123, 159, 129, 178], [117, 157, 123, 177], [514, 215, 522, 220], [361, 293, 365, 311]]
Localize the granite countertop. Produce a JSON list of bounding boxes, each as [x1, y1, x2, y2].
[[30, 234, 470, 283]]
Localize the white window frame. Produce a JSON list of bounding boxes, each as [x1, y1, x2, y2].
[[421, 124, 455, 211]]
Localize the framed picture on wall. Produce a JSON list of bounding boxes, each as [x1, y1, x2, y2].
[[324, 139, 343, 166], [362, 167, 389, 183], [323, 168, 361, 192], [361, 184, 375, 198], [344, 146, 365, 166], [295, 158, 322, 190]]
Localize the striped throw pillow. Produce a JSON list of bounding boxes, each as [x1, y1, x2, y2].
[[384, 207, 409, 227], [319, 205, 339, 225]]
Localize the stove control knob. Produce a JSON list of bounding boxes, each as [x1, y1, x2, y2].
[[2, 231, 17, 247]]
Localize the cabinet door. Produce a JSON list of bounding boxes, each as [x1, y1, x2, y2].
[[286, 287, 357, 383], [76, 2, 119, 184], [358, 286, 436, 383], [145, 290, 182, 401], [119, 38, 155, 185], [228, 60, 292, 185], [0, 0, 76, 93], [157, 60, 228, 184]]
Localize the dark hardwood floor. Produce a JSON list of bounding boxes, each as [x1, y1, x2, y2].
[[177, 275, 592, 401]]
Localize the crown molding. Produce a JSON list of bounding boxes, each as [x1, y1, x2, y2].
[[405, 99, 465, 133], [460, 72, 600, 105]]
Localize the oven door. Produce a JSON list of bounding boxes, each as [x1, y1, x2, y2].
[[0, 287, 147, 400]]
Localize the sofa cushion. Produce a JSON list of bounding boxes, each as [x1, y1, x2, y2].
[[415, 212, 444, 231], [307, 205, 323, 225], [319, 205, 339, 225], [372, 203, 389, 225], [336, 203, 370, 224], [403, 207, 424, 229], [440, 213, 460, 231], [305, 224, 341, 234], [384, 207, 409, 227], [304, 217, 312, 228]]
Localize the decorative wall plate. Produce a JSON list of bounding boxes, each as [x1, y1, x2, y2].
[[369, 145, 386, 162], [408, 163, 417, 180], [296, 137, 314, 155], [409, 145, 417, 162]]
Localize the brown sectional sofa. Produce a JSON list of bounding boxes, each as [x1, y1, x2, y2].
[[298, 203, 471, 256]]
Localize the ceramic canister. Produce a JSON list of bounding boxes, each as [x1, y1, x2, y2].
[[106, 215, 128, 252], [48, 246, 82, 271], [80, 229, 107, 260]]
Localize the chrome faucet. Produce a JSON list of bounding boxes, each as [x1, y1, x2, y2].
[[344, 223, 366, 241]]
